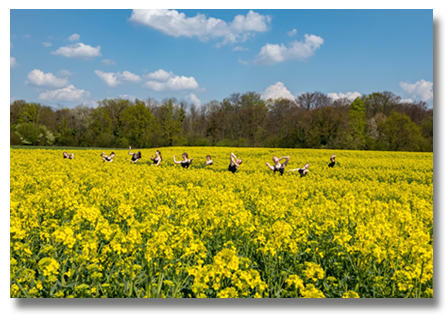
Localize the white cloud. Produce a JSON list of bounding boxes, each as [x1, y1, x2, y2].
[[68, 33, 80, 42], [233, 46, 248, 51], [261, 82, 295, 101], [25, 69, 69, 88], [51, 43, 101, 59], [399, 79, 433, 102], [57, 69, 72, 77], [238, 57, 249, 65], [38, 85, 90, 102], [10, 57, 18, 68], [42, 42, 52, 47], [94, 70, 142, 87], [144, 76, 199, 91], [400, 98, 414, 103], [255, 34, 324, 65], [327, 92, 362, 101], [186, 93, 201, 107], [129, 9, 271, 45], [101, 59, 116, 65], [287, 29, 297, 36], [144, 69, 173, 81]]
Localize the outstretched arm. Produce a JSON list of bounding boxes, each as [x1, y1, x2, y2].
[[287, 168, 300, 173], [173, 155, 181, 164], [156, 158, 161, 167], [128, 146, 134, 155], [266, 163, 275, 171], [280, 156, 290, 166], [132, 158, 139, 164], [230, 153, 237, 165]]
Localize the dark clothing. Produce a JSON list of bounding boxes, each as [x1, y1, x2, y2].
[[152, 157, 160, 164], [228, 163, 238, 173], [132, 153, 140, 162], [298, 168, 307, 177], [273, 164, 285, 175], [181, 161, 190, 168], [328, 161, 335, 168], [104, 157, 112, 162]]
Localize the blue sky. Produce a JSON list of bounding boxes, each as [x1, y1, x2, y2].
[[10, 9, 433, 108]]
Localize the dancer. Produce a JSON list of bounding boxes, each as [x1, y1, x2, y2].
[[288, 163, 309, 177], [150, 150, 162, 166], [228, 152, 242, 173], [101, 152, 115, 162], [173, 152, 194, 168], [265, 156, 290, 175], [205, 155, 213, 166], [328, 154, 336, 168], [63, 152, 74, 159], [127, 146, 141, 164]]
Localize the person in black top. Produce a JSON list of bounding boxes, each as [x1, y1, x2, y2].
[[206, 155, 213, 166], [63, 152, 74, 159], [101, 152, 116, 162], [150, 150, 162, 166], [228, 152, 242, 173], [173, 152, 194, 168], [288, 163, 309, 177], [328, 154, 336, 168], [127, 146, 141, 164], [265, 156, 290, 175]]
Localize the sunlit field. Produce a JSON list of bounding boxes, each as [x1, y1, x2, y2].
[[10, 147, 433, 298]]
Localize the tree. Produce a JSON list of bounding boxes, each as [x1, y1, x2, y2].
[[348, 98, 367, 149], [156, 98, 186, 146], [296, 92, 332, 111]]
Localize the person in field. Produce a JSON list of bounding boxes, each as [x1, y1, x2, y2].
[[101, 152, 115, 162], [150, 150, 162, 166], [173, 152, 194, 168], [265, 156, 290, 175], [228, 152, 243, 173], [328, 154, 336, 168], [126, 146, 141, 164], [63, 152, 74, 159], [288, 163, 309, 177], [206, 155, 213, 166]]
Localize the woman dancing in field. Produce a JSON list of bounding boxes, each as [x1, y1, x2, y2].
[[228, 152, 243, 173], [265, 156, 290, 175], [205, 155, 213, 166], [127, 146, 141, 164], [101, 152, 115, 163], [173, 152, 194, 168], [63, 152, 74, 159], [150, 150, 162, 166], [288, 163, 309, 177], [328, 154, 336, 168]]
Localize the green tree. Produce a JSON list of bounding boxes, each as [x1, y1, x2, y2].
[[348, 97, 367, 149], [156, 98, 186, 146]]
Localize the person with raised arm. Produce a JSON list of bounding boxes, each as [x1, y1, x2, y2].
[[150, 150, 162, 166], [265, 156, 290, 175], [288, 163, 310, 177], [173, 152, 194, 168], [63, 152, 74, 159], [228, 152, 243, 173], [101, 152, 115, 163], [205, 155, 213, 166], [127, 146, 141, 164]]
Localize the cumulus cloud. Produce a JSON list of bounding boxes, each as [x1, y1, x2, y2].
[[400, 98, 414, 103], [254, 34, 324, 65], [129, 9, 271, 45], [10, 57, 18, 68], [42, 42, 52, 47], [94, 70, 142, 87], [51, 43, 101, 59], [25, 69, 69, 88], [186, 93, 201, 107], [261, 82, 295, 101], [287, 28, 297, 36], [68, 33, 80, 42], [238, 57, 249, 65], [233, 46, 248, 51], [327, 91, 362, 101], [38, 85, 90, 102], [101, 59, 116, 65], [57, 69, 72, 77], [144, 76, 199, 91], [144, 69, 173, 81], [399, 79, 433, 102]]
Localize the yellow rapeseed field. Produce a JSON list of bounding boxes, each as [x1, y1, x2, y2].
[[10, 147, 433, 298]]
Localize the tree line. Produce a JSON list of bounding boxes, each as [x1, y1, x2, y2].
[[10, 91, 433, 152]]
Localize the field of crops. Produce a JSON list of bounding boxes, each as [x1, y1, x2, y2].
[[10, 147, 433, 298]]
